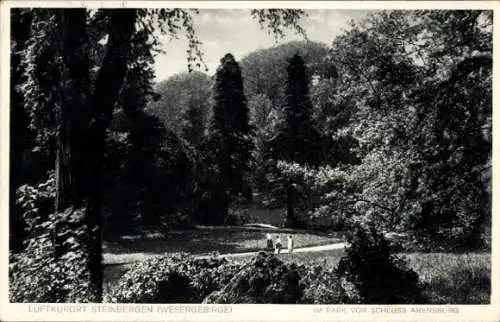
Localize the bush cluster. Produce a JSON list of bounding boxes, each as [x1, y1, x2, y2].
[[337, 224, 425, 304], [204, 252, 304, 304], [9, 207, 93, 303], [298, 263, 351, 304], [105, 253, 240, 303], [15, 175, 56, 227]]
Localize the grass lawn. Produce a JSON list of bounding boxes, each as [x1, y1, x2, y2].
[[104, 249, 490, 304], [278, 250, 490, 304], [405, 252, 491, 304], [103, 228, 343, 265], [229, 248, 346, 266], [273, 250, 490, 304]]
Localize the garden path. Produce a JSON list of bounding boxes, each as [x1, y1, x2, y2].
[[196, 241, 348, 258]]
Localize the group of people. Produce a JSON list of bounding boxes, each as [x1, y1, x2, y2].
[[266, 233, 294, 254]]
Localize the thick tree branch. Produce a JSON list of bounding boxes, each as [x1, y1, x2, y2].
[[88, 9, 137, 133], [350, 198, 397, 213]]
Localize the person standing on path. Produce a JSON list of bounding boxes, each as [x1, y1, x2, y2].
[[275, 235, 282, 254], [266, 233, 273, 252], [287, 235, 294, 254]]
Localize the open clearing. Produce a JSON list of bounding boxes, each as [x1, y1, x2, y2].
[[103, 227, 344, 265]]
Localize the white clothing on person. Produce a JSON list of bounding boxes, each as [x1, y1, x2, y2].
[[287, 236, 294, 253]]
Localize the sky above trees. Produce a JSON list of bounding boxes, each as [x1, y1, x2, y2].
[[153, 9, 373, 81]]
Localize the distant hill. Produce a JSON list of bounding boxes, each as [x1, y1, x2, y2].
[[143, 41, 334, 136], [239, 40, 332, 104], [146, 71, 213, 135]]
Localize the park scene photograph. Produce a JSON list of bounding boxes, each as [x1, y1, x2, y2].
[[8, 7, 492, 305]]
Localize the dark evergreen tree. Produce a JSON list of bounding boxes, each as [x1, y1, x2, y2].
[[268, 54, 323, 227], [181, 103, 206, 147], [201, 53, 253, 224]]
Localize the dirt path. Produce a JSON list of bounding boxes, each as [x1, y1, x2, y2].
[[104, 241, 349, 265], [196, 241, 348, 259]]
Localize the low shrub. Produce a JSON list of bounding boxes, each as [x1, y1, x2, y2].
[[336, 223, 425, 304], [15, 174, 56, 231], [191, 260, 243, 299], [11, 174, 56, 252], [158, 210, 195, 231], [203, 252, 304, 304], [298, 261, 351, 304], [105, 253, 240, 303], [9, 207, 93, 303]]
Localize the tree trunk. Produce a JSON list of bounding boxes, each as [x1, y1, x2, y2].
[[84, 9, 137, 302], [286, 108, 297, 228], [56, 9, 93, 209], [55, 8, 136, 302], [10, 9, 33, 252], [56, 9, 91, 259], [286, 181, 295, 228]]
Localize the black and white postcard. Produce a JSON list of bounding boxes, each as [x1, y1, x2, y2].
[[0, 1, 498, 321]]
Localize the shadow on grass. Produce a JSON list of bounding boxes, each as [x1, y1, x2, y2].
[[103, 229, 343, 259], [104, 230, 259, 255]]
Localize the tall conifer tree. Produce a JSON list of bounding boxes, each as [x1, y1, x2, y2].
[[268, 54, 322, 227], [203, 53, 253, 223]]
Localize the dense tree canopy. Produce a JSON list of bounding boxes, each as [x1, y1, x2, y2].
[[147, 71, 212, 145]]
